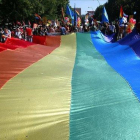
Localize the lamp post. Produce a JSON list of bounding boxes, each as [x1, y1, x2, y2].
[[88, 7, 93, 11], [93, 0, 100, 6]]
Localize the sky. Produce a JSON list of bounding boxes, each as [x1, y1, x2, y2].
[[70, 0, 108, 15]]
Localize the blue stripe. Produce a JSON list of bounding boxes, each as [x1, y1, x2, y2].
[[91, 31, 140, 100]]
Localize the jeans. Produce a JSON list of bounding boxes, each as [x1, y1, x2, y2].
[[27, 36, 32, 42]]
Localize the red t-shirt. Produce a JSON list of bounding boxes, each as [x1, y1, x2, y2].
[[26, 28, 32, 36], [11, 31, 15, 37]]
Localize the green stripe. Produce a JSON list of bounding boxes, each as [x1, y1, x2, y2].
[[70, 33, 140, 140]]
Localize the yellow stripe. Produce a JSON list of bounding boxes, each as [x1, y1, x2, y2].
[[0, 34, 76, 140]]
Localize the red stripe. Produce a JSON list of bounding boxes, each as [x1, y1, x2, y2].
[[0, 46, 7, 52], [0, 38, 34, 51], [0, 36, 61, 89], [5, 38, 35, 47]]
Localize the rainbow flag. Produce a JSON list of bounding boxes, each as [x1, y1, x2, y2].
[[75, 10, 80, 16], [35, 13, 41, 19], [119, 6, 123, 18], [0, 31, 140, 140]]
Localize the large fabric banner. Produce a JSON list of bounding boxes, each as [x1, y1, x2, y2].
[[0, 32, 140, 140]]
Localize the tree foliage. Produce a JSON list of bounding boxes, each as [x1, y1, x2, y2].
[[94, 0, 140, 22], [0, 0, 69, 23]]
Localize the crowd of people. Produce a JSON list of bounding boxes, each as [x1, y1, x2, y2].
[[98, 20, 128, 41], [0, 26, 32, 43], [0, 24, 72, 43], [0, 19, 138, 43]]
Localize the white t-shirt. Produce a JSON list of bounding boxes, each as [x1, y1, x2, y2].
[[109, 25, 115, 32], [4, 30, 11, 38], [15, 31, 22, 39]]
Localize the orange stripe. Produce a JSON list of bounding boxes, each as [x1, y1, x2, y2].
[[33, 35, 61, 47], [0, 36, 61, 89]]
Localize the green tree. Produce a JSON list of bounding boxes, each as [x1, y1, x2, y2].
[[0, 0, 69, 24], [94, 0, 140, 22], [94, 5, 103, 21]]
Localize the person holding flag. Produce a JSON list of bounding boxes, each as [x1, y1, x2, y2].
[[85, 14, 89, 26], [101, 6, 109, 35], [119, 6, 128, 25], [114, 19, 120, 41], [119, 6, 129, 39]]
